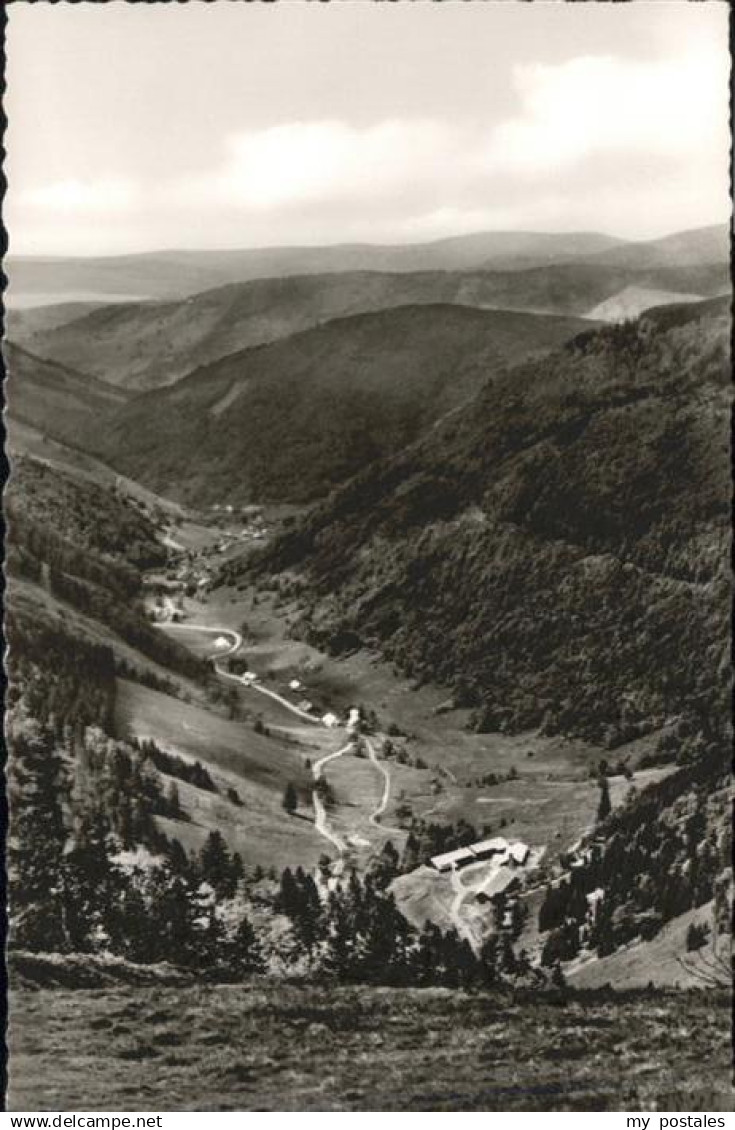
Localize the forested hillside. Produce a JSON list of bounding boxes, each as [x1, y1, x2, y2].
[[13, 253, 726, 391], [10, 270, 596, 390], [6, 458, 205, 682], [536, 763, 731, 970], [4, 342, 128, 446], [7, 456, 166, 570], [93, 304, 594, 505], [229, 297, 730, 748]]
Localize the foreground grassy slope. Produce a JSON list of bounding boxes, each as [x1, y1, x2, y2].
[[9, 972, 731, 1111], [96, 304, 594, 505]]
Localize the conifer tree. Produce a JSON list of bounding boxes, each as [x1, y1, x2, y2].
[[8, 723, 68, 950], [282, 781, 298, 815], [229, 914, 265, 976], [63, 810, 121, 951], [200, 830, 235, 899], [597, 776, 612, 822]]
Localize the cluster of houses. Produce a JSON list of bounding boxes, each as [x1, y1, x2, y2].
[[562, 837, 605, 872], [431, 837, 530, 873], [286, 680, 360, 729]]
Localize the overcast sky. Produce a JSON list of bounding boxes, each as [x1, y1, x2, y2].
[[5, 1, 731, 257]]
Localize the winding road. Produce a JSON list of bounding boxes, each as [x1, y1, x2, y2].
[[364, 737, 391, 825], [311, 742, 352, 863], [158, 621, 319, 723], [156, 618, 395, 866]]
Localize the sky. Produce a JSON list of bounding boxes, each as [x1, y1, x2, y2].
[[5, 1, 732, 257]]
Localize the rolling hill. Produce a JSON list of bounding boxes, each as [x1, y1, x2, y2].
[[6, 300, 105, 339], [584, 223, 729, 271], [8, 226, 726, 313], [3, 341, 129, 448], [89, 303, 597, 504], [11, 254, 728, 391], [5, 229, 626, 307]]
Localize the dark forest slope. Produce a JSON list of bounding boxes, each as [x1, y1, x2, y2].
[[226, 297, 731, 747], [4, 342, 128, 446], [94, 304, 594, 504]]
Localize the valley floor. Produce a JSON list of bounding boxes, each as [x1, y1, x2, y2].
[[9, 978, 731, 1112]]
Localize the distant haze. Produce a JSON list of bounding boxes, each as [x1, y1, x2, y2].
[[5, 2, 731, 256]]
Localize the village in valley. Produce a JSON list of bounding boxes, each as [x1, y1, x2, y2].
[[124, 503, 629, 966]]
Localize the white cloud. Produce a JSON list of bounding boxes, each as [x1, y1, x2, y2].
[[177, 119, 462, 211], [486, 49, 729, 175], [20, 177, 140, 213], [8, 44, 730, 253]]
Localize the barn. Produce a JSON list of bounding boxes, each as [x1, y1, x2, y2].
[[430, 847, 476, 873], [469, 837, 510, 862]]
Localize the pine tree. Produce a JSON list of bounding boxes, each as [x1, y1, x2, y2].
[[323, 890, 356, 980], [400, 831, 420, 874], [150, 872, 198, 967], [63, 810, 121, 951], [200, 830, 235, 898], [111, 882, 154, 962], [8, 723, 68, 950], [478, 935, 499, 988], [282, 781, 298, 815], [551, 961, 567, 990], [166, 837, 191, 878], [597, 776, 612, 822], [228, 914, 265, 976], [166, 781, 181, 818]]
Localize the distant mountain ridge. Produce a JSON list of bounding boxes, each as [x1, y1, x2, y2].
[[7, 223, 726, 308], [5, 229, 624, 306]]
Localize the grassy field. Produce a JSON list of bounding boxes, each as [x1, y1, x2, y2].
[[115, 679, 329, 871], [9, 975, 732, 1111], [568, 903, 729, 991], [198, 587, 669, 852]]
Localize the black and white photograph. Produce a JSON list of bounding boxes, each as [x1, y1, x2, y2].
[[2, 0, 732, 1114]]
